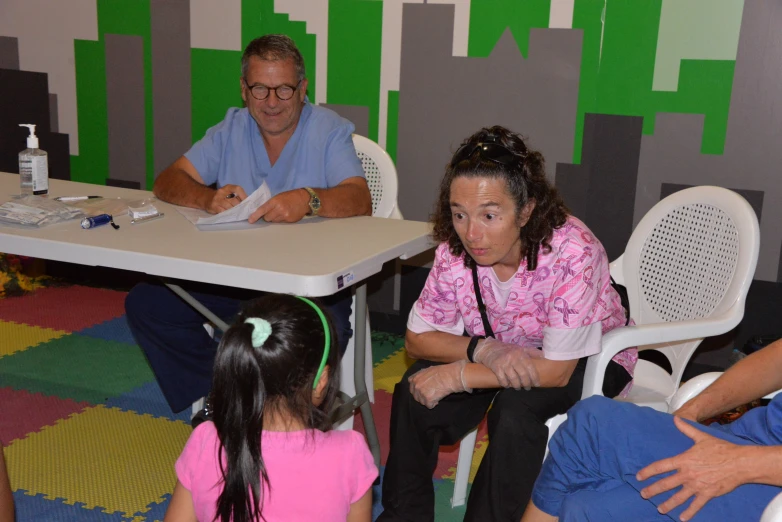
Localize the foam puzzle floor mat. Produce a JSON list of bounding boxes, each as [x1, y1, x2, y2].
[[0, 286, 483, 521]]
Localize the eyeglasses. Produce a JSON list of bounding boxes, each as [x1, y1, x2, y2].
[[451, 140, 527, 169], [243, 79, 302, 101]]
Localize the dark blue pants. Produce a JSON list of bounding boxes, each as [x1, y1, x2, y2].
[[533, 395, 782, 521], [125, 282, 353, 413]]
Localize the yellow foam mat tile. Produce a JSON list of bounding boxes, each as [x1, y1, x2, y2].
[[0, 320, 66, 358], [373, 348, 415, 394], [443, 434, 489, 483], [6, 405, 191, 518]]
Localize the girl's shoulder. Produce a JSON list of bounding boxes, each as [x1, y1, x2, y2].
[[192, 420, 219, 441], [181, 421, 220, 462], [320, 428, 370, 451], [322, 430, 377, 480]]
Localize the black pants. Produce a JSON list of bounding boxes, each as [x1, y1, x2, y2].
[[378, 357, 631, 522]]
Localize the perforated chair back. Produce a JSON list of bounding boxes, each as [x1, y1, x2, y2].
[[634, 202, 741, 325], [352, 134, 402, 219], [607, 186, 759, 402]]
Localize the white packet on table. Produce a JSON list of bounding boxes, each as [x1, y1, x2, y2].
[[127, 197, 161, 219], [0, 195, 84, 227]]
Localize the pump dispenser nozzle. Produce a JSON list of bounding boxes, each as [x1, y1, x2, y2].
[[19, 124, 39, 149]]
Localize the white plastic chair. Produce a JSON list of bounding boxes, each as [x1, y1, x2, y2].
[[192, 135, 404, 424], [669, 373, 782, 521], [669, 372, 780, 413], [353, 133, 403, 220], [763, 495, 782, 522], [451, 186, 761, 507], [335, 134, 404, 430]]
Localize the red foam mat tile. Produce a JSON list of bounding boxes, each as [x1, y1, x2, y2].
[[0, 286, 127, 332], [0, 386, 90, 444]]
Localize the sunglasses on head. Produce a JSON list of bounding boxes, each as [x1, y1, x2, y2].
[[451, 138, 527, 169]]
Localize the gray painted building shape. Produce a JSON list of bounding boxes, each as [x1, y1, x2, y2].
[[396, 3, 582, 222], [635, 1, 781, 282]]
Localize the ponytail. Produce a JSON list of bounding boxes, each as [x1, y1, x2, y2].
[[212, 323, 268, 522], [209, 294, 341, 522]]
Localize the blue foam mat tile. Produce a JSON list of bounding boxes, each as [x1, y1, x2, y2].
[[77, 316, 137, 346], [104, 381, 191, 423], [132, 494, 171, 521], [13, 490, 132, 521]]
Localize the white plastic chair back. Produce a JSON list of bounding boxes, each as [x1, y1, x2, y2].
[[597, 186, 759, 410], [336, 135, 403, 430], [451, 186, 760, 507], [352, 134, 402, 219]]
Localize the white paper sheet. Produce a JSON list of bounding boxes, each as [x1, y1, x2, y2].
[[174, 182, 272, 226]]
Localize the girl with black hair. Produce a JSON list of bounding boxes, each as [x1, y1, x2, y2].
[[164, 294, 377, 522]]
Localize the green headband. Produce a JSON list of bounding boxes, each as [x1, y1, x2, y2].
[[296, 296, 331, 390]]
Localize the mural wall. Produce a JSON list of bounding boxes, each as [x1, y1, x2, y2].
[[1, 0, 780, 361]]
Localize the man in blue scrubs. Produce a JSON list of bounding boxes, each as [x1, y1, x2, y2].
[[125, 34, 372, 416], [522, 339, 782, 522]]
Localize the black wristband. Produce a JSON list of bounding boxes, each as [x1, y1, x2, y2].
[[466, 335, 484, 363]]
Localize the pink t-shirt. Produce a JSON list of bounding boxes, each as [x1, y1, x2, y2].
[[175, 423, 378, 522], [409, 216, 637, 381]]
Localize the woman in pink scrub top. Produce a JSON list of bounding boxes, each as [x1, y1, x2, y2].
[[377, 126, 638, 522]]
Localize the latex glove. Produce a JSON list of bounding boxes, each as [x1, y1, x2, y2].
[[472, 338, 543, 390], [409, 360, 471, 409]]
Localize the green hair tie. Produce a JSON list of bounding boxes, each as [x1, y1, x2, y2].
[[296, 296, 331, 390], [245, 317, 273, 348]]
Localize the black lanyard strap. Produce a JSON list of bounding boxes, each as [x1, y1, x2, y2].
[[471, 263, 495, 339]]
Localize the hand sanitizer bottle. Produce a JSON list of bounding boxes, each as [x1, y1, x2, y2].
[[18, 124, 49, 196]]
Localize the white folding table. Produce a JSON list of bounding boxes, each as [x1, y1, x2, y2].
[[0, 173, 435, 466]]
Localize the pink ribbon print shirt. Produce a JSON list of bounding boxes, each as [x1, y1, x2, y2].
[[408, 216, 637, 390]]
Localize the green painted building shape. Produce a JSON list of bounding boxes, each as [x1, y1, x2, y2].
[[70, 0, 742, 186], [468, 0, 738, 162]]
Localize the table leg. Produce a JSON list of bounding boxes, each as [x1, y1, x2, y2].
[[163, 282, 230, 333], [354, 283, 381, 469]]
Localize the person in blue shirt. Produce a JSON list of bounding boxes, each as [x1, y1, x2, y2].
[[125, 34, 372, 418], [521, 339, 782, 522]]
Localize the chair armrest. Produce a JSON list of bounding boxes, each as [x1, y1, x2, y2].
[[668, 373, 782, 414], [762, 491, 782, 522], [667, 372, 723, 413], [582, 309, 741, 399]]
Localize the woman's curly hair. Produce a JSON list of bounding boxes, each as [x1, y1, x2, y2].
[[431, 125, 569, 270]]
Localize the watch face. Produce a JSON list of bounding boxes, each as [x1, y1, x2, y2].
[[307, 189, 321, 214]]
